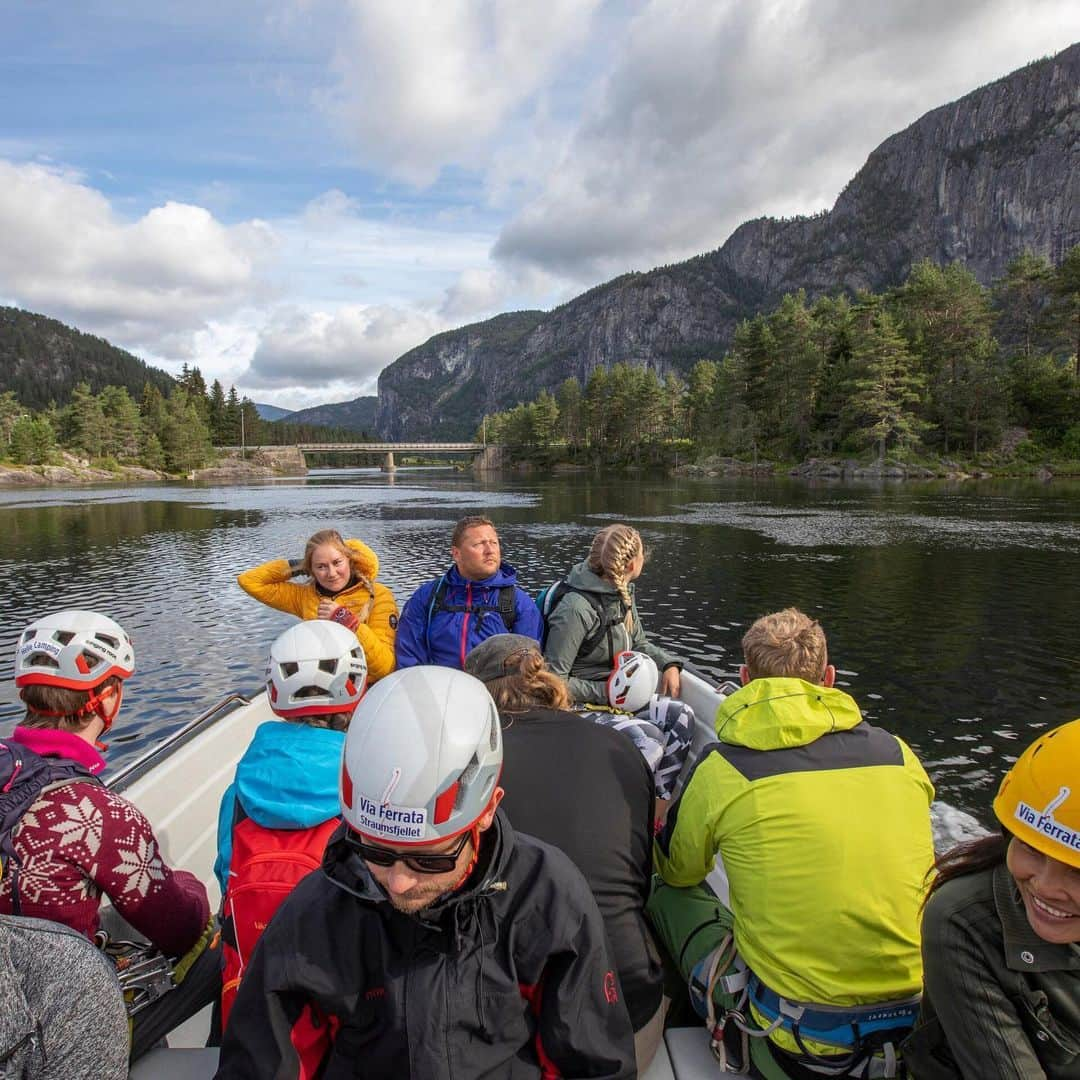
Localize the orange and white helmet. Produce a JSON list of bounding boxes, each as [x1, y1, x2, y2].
[[607, 650, 659, 714], [15, 609, 135, 690], [267, 621, 367, 719], [340, 666, 502, 845], [993, 718, 1080, 869]]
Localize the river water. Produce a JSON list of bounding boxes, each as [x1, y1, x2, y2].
[[1, 469, 1077, 828]]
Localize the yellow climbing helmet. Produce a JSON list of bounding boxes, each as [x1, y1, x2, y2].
[[993, 718, 1080, 869]]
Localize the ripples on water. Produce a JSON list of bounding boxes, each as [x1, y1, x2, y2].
[[0, 470, 1077, 831]]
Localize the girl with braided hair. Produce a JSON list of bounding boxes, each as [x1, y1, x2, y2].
[[238, 528, 399, 683], [543, 523, 693, 801]]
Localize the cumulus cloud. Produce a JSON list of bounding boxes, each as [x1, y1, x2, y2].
[[0, 159, 274, 348], [243, 303, 444, 389], [493, 0, 1080, 280], [316, 0, 601, 185]]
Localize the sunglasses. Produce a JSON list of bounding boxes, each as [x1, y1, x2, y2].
[[347, 830, 471, 874]]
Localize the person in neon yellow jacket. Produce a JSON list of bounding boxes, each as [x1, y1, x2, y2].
[[650, 608, 935, 1078]]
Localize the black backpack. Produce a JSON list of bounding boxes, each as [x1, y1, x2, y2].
[[0, 740, 100, 913], [537, 580, 625, 657], [425, 573, 518, 649]]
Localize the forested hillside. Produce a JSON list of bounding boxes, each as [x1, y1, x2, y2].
[[481, 254, 1080, 466], [0, 307, 175, 409]]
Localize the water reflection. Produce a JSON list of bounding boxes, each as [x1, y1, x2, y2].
[[0, 472, 1077, 827]]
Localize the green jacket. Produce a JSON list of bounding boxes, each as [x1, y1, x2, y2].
[[655, 678, 935, 1014], [903, 863, 1080, 1079], [542, 561, 679, 706]]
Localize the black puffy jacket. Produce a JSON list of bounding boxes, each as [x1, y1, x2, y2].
[[216, 810, 636, 1079]]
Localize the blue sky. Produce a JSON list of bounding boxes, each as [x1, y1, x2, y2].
[[1, 1, 1078, 409]]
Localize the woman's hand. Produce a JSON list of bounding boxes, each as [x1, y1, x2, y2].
[[661, 666, 682, 698], [318, 599, 360, 631]]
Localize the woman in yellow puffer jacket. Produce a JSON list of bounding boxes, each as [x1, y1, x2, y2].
[[237, 529, 398, 683]]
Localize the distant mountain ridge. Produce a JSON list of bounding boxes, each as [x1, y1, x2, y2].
[[285, 396, 378, 434], [368, 42, 1079, 439], [0, 306, 175, 410], [256, 402, 295, 421]]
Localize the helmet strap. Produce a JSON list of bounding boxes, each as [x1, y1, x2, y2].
[[451, 823, 484, 892]]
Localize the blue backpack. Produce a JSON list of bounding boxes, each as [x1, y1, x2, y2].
[[0, 740, 100, 913]]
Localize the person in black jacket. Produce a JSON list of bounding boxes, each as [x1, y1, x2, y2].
[[215, 665, 635, 1080], [466, 633, 666, 1075]]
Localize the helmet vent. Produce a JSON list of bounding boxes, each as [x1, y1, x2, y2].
[[28, 654, 59, 669], [295, 685, 325, 699], [318, 659, 338, 674], [53, 631, 75, 646], [281, 661, 299, 677], [80, 651, 102, 671], [95, 632, 120, 650], [488, 716, 498, 752]]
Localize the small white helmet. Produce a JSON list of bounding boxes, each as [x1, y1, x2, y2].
[[607, 650, 659, 714], [340, 666, 502, 844], [15, 609, 135, 690], [267, 621, 367, 719]]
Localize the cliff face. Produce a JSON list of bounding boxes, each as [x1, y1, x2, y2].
[[375, 44, 1078, 439]]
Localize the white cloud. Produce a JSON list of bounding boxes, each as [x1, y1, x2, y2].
[[242, 303, 444, 389], [493, 0, 1080, 280], [316, 0, 602, 185], [0, 159, 274, 349]]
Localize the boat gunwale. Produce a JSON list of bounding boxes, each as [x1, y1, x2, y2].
[[107, 693, 253, 794]]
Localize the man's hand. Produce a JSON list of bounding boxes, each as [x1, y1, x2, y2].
[[660, 666, 681, 698]]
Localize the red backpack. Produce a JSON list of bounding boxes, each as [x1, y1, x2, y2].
[[220, 808, 340, 1028]]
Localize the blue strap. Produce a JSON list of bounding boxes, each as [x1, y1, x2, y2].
[[748, 975, 919, 1051]]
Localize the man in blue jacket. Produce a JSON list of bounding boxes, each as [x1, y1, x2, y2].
[[395, 515, 543, 670]]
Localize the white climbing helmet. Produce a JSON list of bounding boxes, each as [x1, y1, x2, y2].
[[267, 621, 367, 719], [607, 650, 659, 714], [340, 666, 502, 844], [14, 609, 135, 690]]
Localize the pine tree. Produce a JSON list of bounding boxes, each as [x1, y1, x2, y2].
[[99, 386, 143, 461], [555, 378, 583, 449], [531, 390, 559, 445], [67, 382, 106, 460], [1047, 245, 1080, 377], [994, 253, 1053, 361], [208, 380, 226, 443], [0, 390, 23, 450], [686, 361, 718, 445], [160, 388, 213, 472], [846, 307, 927, 462], [584, 367, 610, 449], [9, 415, 36, 464]]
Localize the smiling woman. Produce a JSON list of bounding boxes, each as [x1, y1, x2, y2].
[[236, 529, 399, 683], [903, 718, 1080, 1079]]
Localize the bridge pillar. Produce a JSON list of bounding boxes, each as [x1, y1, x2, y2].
[[473, 445, 505, 473], [382, 451, 396, 473]]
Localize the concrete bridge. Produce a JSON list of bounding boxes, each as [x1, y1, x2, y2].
[[227, 442, 506, 473]]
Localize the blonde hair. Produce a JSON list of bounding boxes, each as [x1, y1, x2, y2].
[[741, 608, 829, 683], [19, 675, 122, 732], [302, 529, 374, 622], [587, 524, 643, 632], [484, 647, 572, 713]]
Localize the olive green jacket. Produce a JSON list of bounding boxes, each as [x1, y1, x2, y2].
[[542, 561, 679, 705], [903, 863, 1080, 1079]]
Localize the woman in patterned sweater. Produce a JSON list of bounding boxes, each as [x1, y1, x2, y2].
[[0, 609, 218, 1058]]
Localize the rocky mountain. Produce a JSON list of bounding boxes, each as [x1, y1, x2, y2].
[[285, 395, 379, 434], [375, 43, 1079, 439], [0, 306, 175, 410]]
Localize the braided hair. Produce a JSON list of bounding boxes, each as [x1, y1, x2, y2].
[[587, 524, 643, 632]]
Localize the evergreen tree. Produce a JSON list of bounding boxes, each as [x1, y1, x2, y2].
[[160, 388, 213, 472], [141, 431, 166, 470], [686, 361, 718, 444], [846, 306, 927, 462], [239, 398, 264, 449], [555, 378, 583, 449], [662, 372, 687, 440], [99, 386, 143, 461], [67, 382, 106, 459], [584, 367, 610, 448], [531, 390, 559, 445], [0, 390, 23, 450], [208, 380, 226, 443], [9, 415, 36, 464], [993, 253, 1053, 360], [221, 387, 242, 446], [140, 383, 167, 440], [1046, 245, 1080, 376]]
